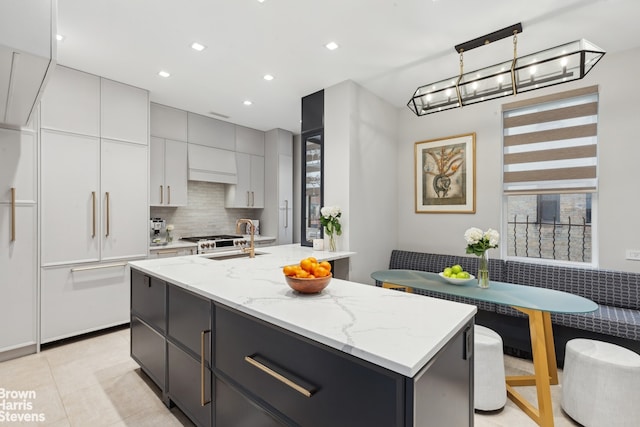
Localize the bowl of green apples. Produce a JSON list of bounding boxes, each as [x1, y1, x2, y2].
[[439, 264, 475, 285]]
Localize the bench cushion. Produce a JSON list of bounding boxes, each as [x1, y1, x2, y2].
[[495, 304, 640, 341], [504, 261, 640, 310]]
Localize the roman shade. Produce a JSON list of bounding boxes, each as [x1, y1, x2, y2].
[[502, 85, 598, 194]]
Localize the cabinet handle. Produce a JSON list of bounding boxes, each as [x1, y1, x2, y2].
[[91, 191, 96, 238], [160, 185, 163, 204], [156, 249, 179, 255], [105, 192, 110, 237], [71, 262, 127, 272], [201, 330, 211, 406], [244, 355, 315, 398], [10, 188, 16, 242], [284, 200, 289, 228], [246, 191, 250, 207], [251, 191, 255, 207], [167, 186, 171, 205]]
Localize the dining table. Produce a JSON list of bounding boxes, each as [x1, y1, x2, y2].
[[370, 269, 598, 427]]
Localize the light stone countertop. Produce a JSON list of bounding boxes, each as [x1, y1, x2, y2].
[[129, 244, 476, 377]]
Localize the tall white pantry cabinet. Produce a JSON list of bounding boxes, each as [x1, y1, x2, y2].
[[39, 66, 149, 343], [0, 123, 38, 361]]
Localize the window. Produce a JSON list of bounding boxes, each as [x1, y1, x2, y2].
[[503, 86, 598, 264]]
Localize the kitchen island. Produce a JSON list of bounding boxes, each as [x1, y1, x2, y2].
[[129, 244, 477, 427]]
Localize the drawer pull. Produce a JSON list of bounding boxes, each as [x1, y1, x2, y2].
[[201, 330, 211, 406], [10, 187, 16, 241], [156, 249, 179, 255], [91, 191, 96, 238], [70, 262, 127, 272], [244, 355, 315, 398]]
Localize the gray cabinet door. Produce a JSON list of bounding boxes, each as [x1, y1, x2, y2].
[[215, 377, 283, 427], [131, 270, 166, 332], [131, 317, 166, 389], [167, 286, 212, 363], [168, 342, 212, 427], [215, 305, 405, 427]]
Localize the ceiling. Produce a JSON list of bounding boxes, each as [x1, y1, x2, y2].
[[55, 0, 640, 134]]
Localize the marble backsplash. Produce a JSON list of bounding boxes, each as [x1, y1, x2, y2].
[[150, 181, 258, 239]]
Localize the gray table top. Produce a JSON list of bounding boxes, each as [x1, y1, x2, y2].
[[371, 269, 598, 314]]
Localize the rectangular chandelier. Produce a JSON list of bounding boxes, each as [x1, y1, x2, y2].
[[407, 24, 605, 116]]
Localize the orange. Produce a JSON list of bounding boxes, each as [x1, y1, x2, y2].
[[283, 265, 297, 276], [295, 269, 310, 278], [319, 261, 331, 272], [313, 265, 329, 277], [300, 258, 315, 273]]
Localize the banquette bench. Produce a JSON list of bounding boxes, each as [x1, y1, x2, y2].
[[379, 250, 640, 365]]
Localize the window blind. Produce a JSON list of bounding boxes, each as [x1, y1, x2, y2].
[[502, 85, 598, 194]]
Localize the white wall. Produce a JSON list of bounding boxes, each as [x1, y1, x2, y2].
[[325, 81, 398, 283], [396, 46, 640, 273]]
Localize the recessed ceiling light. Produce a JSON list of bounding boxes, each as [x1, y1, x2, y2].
[[243, 100, 253, 106], [325, 42, 339, 51], [257, 0, 266, 3], [191, 42, 206, 51], [158, 70, 171, 78], [263, 74, 274, 81], [56, 34, 65, 41]]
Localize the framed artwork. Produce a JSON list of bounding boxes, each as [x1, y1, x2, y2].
[[414, 132, 476, 213]]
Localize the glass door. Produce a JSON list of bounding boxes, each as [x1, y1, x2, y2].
[[301, 131, 323, 247]]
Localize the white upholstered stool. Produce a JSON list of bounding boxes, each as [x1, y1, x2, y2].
[[474, 325, 507, 411], [562, 339, 640, 427]]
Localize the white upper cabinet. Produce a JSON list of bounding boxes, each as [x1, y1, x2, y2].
[[225, 153, 264, 208], [235, 125, 265, 155], [150, 103, 188, 141], [150, 137, 188, 206], [187, 112, 235, 150], [41, 130, 101, 265], [0, 128, 36, 203], [101, 79, 149, 145], [40, 66, 100, 136]]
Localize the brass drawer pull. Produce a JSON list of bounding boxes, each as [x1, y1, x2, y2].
[[91, 191, 96, 238], [105, 191, 110, 237], [71, 262, 127, 272], [244, 355, 315, 398], [156, 249, 179, 255], [10, 187, 16, 241], [201, 330, 211, 406]]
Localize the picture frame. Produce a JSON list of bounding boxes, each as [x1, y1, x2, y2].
[[415, 132, 476, 213]]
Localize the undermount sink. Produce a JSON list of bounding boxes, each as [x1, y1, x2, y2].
[[204, 251, 265, 261]]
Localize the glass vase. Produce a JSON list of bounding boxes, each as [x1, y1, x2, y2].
[[328, 234, 337, 252], [478, 250, 490, 289]]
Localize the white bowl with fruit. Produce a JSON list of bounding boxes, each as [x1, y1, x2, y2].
[[439, 265, 475, 285]]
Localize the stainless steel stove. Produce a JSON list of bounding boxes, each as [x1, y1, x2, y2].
[[181, 235, 247, 254]]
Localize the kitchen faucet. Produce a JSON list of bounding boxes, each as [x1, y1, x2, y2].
[[236, 219, 255, 258]]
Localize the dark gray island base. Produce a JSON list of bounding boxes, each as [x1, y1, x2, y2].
[[130, 268, 474, 427]]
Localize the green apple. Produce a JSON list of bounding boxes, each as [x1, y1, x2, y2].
[[458, 271, 470, 279], [451, 264, 463, 274], [443, 267, 453, 277]]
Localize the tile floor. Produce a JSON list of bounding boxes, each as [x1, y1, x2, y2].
[[0, 327, 580, 426]]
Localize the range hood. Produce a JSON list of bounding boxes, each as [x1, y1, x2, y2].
[[0, 1, 57, 128], [188, 143, 238, 184]]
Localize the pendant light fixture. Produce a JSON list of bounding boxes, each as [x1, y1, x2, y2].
[[407, 23, 605, 116]]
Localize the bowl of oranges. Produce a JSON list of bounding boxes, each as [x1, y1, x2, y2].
[[282, 257, 332, 294]]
